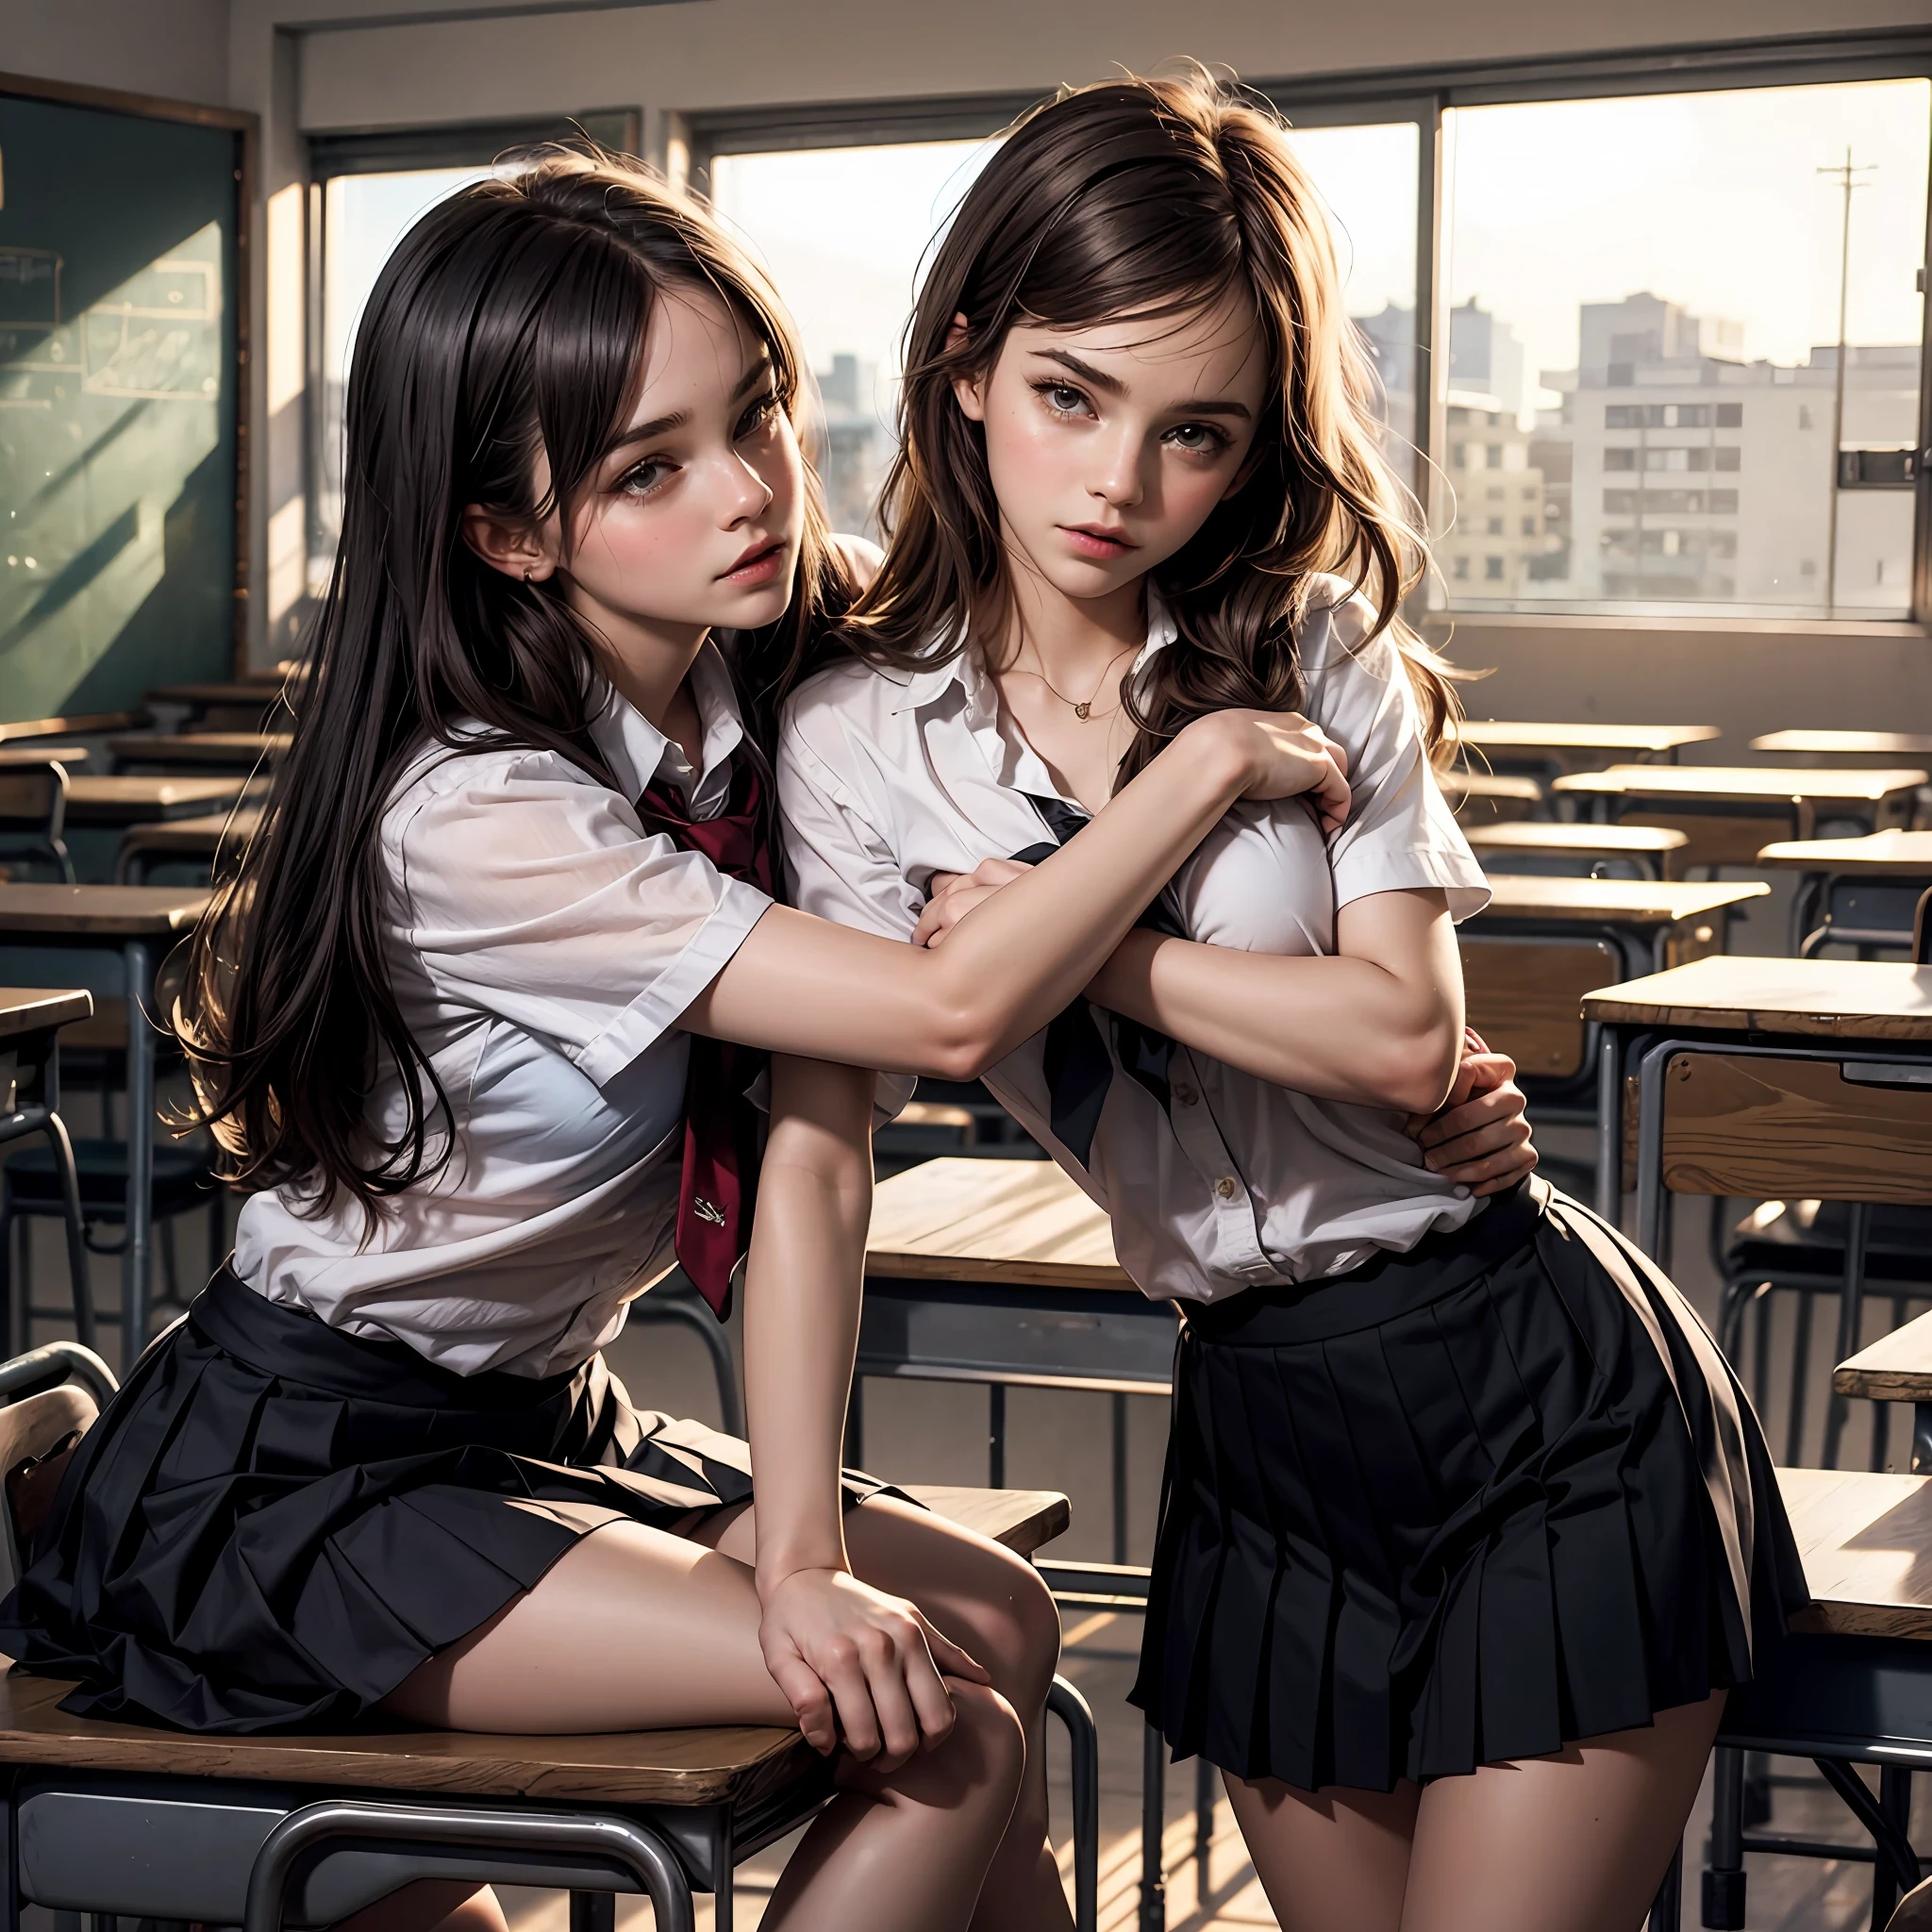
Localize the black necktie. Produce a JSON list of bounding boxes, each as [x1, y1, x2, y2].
[[1013, 793, 1186, 1167]]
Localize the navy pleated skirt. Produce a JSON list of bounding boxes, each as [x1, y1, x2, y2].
[[1129, 1178, 1808, 1792], [0, 1266, 894, 1734]]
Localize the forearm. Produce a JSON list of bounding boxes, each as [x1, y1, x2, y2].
[[691, 718, 1258, 1077], [1087, 891, 1465, 1114], [741, 1058, 874, 1597]]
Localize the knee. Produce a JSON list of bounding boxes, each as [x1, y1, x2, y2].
[[948, 1679, 1027, 1804], [958, 1552, 1062, 1706]]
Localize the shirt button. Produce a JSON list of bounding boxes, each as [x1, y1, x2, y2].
[[1173, 1084, 1198, 1107], [1213, 1176, 1239, 1201]]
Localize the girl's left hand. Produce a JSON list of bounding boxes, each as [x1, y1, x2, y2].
[[1406, 1029, 1539, 1195], [915, 859, 1032, 948]]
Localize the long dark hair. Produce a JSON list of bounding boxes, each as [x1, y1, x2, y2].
[[820, 68, 1461, 777], [176, 149, 844, 1223]]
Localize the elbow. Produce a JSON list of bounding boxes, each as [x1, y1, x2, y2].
[[1364, 1020, 1463, 1117], [924, 1015, 1002, 1084]]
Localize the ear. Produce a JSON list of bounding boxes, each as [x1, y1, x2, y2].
[[946, 312, 988, 424], [461, 506, 555, 583]]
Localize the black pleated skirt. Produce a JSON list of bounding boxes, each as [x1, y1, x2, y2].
[[0, 1267, 895, 1734], [1129, 1179, 1809, 1793]]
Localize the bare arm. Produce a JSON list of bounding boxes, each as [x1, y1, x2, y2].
[[684, 708, 1348, 1078], [742, 1055, 984, 1767]]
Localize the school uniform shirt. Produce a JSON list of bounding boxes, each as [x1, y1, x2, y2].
[[777, 575, 1492, 1305], [231, 642, 772, 1377]]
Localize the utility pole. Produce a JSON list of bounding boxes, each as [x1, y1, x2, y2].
[[1820, 147, 1876, 612]]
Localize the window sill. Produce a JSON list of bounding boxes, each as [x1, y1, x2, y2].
[[1422, 609, 1931, 641]]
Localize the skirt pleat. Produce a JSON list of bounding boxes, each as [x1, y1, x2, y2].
[[1131, 1179, 1809, 1792], [0, 1268, 895, 1734]]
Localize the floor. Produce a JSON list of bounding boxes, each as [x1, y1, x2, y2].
[[9, 975, 1928, 1929]]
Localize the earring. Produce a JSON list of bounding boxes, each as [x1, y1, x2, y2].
[[522, 566, 533, 583]]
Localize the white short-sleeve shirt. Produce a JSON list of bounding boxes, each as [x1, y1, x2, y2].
[[233, 642, 771, 1376], [777, 575, 1491, 1304]]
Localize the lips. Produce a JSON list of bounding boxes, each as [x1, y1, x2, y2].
[[720, 539, 786, 584], [1060, 525, 1139, 559]]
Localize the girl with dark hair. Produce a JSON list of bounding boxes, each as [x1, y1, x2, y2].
[[774, 71, 1807, 1932], [0, 148, 1392, 1932]]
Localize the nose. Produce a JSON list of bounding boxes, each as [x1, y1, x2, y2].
[[721, 450, 774, 525], [1090, 425, 1147, 512]]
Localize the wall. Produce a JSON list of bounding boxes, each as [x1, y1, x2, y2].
[[0, 0, 232, 109]]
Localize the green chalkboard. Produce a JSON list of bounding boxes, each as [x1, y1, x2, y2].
[[0, 88, 243, 723]]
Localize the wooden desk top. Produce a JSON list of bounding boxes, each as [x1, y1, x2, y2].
[[1581, 956, 1932, 1038], [1754, 730, 1932, 759], [63, 776, 248, 824], [866, 1157, 1126, 1291], [147, 682, 288, 708], [1782, 1465, 1932, 1641], [1553, 765, 1928, 804], [119, 808, 262, 848], [0, 745, 88, 771], [109, 732, 290, 767], [1757, 831, 1932, 876], [0, 885, 212, 939], [0, 988, 93, 1040], [1444, 771, 1544, 802], [1459, 722, 1719, 755], [1465, 823, 1688, 855], [1473, 876, 1768, 924], [1836, 1308, 1932, 1405], [0, 713, 146, 744], [0, 1483, 1064, 1799]]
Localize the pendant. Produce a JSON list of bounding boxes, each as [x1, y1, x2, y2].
[[1074, 701, 1091, 720]]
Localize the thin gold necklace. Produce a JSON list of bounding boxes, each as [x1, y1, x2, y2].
[[1018, 641, 1137, 721]]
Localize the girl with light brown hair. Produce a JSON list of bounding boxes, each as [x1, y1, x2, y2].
[[774, 69, 1807, 1931]]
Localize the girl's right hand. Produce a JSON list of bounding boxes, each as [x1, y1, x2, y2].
[[1180, 709, 1353, 833]]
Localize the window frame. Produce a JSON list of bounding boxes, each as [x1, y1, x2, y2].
[[689, 28, 1932, 630]]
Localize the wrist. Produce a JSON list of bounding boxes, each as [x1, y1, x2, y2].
[[1171, 713, 1254, 804], [756, 1550, 850, 1602]]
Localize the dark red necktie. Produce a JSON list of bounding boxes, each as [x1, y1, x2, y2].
[[636, 758, 774, 1320]]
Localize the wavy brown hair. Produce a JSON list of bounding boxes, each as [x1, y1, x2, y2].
[[175, 149, 849, 1224], [793, 68, 1460, 776]]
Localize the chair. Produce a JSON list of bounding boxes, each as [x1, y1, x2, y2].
[[0, 763, 75, 886], [0, 1344, 1102, 1932]]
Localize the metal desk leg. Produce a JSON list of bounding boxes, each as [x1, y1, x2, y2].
[[1913, 1402, 1932, 1474], [1635, 1042, 1674, 1265], [40, 1114, 92, 1353], [1112, 1391, 1130, 1565], [989, 1381, 1007, 1489], [1141, 1722, 1166, 1932], [122, 939, 154, 1364], [1594, 1029, 1623, 1224], [1821, 1203, 1872, 1471], [1645, 1841, 1682, 1930], [1703, 1747, 1745, 1928]]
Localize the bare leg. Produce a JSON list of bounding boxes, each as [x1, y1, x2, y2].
[[699, 1495, 1073, 1932], [332, 1880, 508, 1932], [383, 1520, 1024, 1932], [1400, 1691, 1726, 1932], [1223, 1772, 1419, 1932]]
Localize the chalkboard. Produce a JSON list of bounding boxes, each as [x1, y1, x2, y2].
[[0, 87, 243, 723]]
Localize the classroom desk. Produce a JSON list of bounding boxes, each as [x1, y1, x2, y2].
[[1552, 765, 1926, 871], [1463, 821, 1688, 879], [108, 732, 290, 774], [0, 746, 89, 772], [1754, 730, 1932, 763], [114, 809, 262, 885], [0, 714, 146, 746], [1460, 876, 1766, 1089], [1582, 955, 1932, 1287], [0, 887, 212, 1357], [860, 1153, 1179, 1926], [1457, 720, 1718, 773], [1836, 1311, 1932, 1474], [0, 988, 93, 1346], [61, 776, 251, 829], [1443, 770, 1543, 824], [1757, 830, 1932, 958]]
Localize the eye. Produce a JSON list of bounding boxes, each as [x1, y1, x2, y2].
[[736, 389, 780, 439], [1165, 422, 1232, 457], [615, 457, 675, 499], [1032, 379, 1094, 420]]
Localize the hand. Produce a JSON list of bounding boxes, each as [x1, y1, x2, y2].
[[1182, 709, 1352, 834], [1405, 1027, 1539, 1196], [914, 858, 1034, 948], [758, 1566, 991, 1768]]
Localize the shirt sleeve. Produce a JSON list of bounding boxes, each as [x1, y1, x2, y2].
[[386, 749, 772, 1089], [1298, 588, 1491, 923], [775, 704, 920, 1124]]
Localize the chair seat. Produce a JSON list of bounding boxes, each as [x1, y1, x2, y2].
[[5, 1138, 216, 1219], [1727, 1201, 1932, 1287]]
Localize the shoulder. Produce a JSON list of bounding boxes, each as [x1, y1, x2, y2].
[[382, 732, 610, 855], [826, 531, 886, 592], [1295, 573, 1400, 690], [781, 653, 920, 758]]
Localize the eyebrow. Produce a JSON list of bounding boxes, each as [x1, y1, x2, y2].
[[601, 354, 774, 459], [1035, 346, 1254, 422]]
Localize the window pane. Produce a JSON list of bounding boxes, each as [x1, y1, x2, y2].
[[1439, 77, 1930, 617], [315, 167, 485, 575], [709, 142, 996, 541], [1282, 122, 1420, 488]]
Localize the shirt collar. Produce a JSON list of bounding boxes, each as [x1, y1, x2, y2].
[[889, 586, 1178, 715], [590, 639, 747, 816]]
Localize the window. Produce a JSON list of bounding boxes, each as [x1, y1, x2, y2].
[[1485, 556, 1505, 578], [1439, 74, 1929, 616]]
